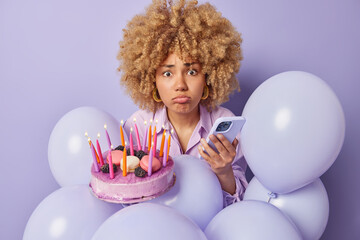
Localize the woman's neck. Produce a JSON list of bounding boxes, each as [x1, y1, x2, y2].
[[167, 106, 200, 130], [166, 106, 201, 152]]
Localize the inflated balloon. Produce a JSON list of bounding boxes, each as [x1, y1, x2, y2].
[[48, 106, 127, 186], [148, 154, 223, 230], [92, 203, 208, 240], [205, 200, 302, 240], [23, 185, 123, 240], [241, 71, 345, 193], [244, 177, 329, 240]]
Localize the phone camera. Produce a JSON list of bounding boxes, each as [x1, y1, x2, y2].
[[216, 121, 232, 132]]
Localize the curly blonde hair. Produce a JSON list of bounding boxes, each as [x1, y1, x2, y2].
[[117, 0, 243, 112]]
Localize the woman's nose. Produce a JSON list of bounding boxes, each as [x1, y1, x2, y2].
[[175, 74, 188, 91]]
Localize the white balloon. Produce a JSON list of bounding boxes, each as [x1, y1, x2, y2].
[[23, 185, 122, 240], [149, 155, 223, 230], [92, 203, 208, 240], [205, 200, 302, 240], [244, 177, 329, 240], [241, 71, 345, 193], [48, 106, 127, 186]]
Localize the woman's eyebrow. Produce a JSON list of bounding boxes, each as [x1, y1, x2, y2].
[[160, 62, 198, 68], [184, 62, 198, 67], [161, 64, 175, 68]]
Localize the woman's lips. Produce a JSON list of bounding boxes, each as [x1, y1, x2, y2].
[[172, 96, 190, 104]]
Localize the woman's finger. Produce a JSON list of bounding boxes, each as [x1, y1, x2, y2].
[[232, 138, 239, 148], [200, 138, 221, 161], [213, 134, 237, 163], [216, 134, 236, 154], [198, 144, 216, 165], [208, 134, 227, 155], [198, 144, 229, 171]]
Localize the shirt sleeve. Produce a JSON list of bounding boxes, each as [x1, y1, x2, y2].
[[211, 107, 248, 207], [222, 138, 248, 208]]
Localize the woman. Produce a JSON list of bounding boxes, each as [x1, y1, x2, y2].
[[118, 0, 247, 207]]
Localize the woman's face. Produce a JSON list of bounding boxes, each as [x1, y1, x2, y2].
[[155, 53, 205, 116]]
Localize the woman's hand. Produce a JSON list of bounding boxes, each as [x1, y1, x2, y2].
[[198, 134, 238, 194], [198, 134, 238, 174]]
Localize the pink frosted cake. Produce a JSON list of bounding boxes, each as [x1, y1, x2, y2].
[[89, 148, 175, 204]]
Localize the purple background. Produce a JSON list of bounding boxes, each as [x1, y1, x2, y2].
[[1, 0, 359, 239]]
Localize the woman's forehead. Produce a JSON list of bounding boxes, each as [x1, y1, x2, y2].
[[160, 53, 198, 66]]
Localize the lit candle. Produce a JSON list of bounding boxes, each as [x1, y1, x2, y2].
[[167, 129, 173, 162], [108, 151, 114, 179], [120, 120, 125, 147], [162, 132, 167, 167], [109, 145, 114, 164], [148, 141, 154, 176], [104, 124, 112, 150], [96, 133, 104, 166], [90, 140, 100, 172], [123, 142, 127, 176], [148, 119, 153, 152], [159, 125, 166, 157], [133, 118, 142, 151], [153, 124, 157, 153], [129, 127, 134, 156], [85, 132, 90, 144], [85, 132, 100, 163], [142, 121, 148, 151]]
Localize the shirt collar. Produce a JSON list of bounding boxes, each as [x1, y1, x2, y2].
[[153, 104, 212, 134], [198, 104, 212, 135]]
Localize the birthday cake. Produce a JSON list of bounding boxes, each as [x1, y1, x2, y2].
[[89, 145, 175, 204]]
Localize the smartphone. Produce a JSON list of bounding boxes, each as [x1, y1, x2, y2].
[[203, 116, 246, 154]]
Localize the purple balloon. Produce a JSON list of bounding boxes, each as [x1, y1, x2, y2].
[[148, 154, 223, 230], [205, 200, 302, 240], [241, 71, 345, 193], [244, 177, 329, 240], [23, 185, 123, 240], [92, 203, 207, 240], [48, 106, 127, 187]]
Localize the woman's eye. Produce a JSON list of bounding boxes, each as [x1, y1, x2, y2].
[[163, 71, 172, 77], [188, 69, 197, 76]]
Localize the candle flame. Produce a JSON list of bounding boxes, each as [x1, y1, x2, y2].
[[171, 129, 174, 134], [130, 127, 133, 132], [124, 141, 127, 146], [121, 120, 124, 125], [150, 119, 153, 124], [133, 117, 136, 122], [155, 119, 158, 124], [87, 137, 91, 143], [104, 124, 107, 129], [144, 120, 147, 125], [97, 133, 100, 138], [111, 144, 113, 149], [162, 124, 165, 129]]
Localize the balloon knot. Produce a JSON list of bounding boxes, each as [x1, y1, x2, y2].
[[267, 192, 277, 203]]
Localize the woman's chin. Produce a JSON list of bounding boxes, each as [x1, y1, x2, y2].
[[168, 103, 198, 115]]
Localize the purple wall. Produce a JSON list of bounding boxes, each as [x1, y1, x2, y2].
[[1, 0, 359, 239]]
